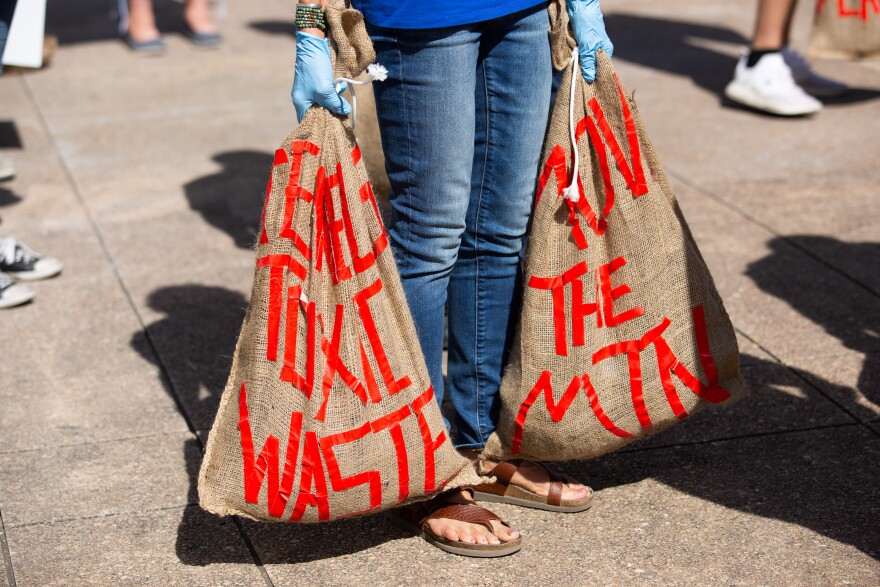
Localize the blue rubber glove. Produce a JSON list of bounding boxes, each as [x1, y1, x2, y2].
[[291, 31, 352, 123], [567, 0, 614, 83]]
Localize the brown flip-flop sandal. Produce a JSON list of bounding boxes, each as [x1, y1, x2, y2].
[[392, 490, 522, 558], [471, 460, 594, 513]]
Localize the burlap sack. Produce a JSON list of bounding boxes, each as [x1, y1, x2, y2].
[[482, 22, 749, 462], [198, 2, 470, 523], [809, 0, 880, 60]]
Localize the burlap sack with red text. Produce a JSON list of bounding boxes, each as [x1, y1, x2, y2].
[[482, 24, 749, 462], [809, 0, 880, 60], [198, 2, 470, 523]]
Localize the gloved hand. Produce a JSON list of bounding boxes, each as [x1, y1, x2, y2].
[[291, 31, 352, 123], [567, 0, 614, 83]]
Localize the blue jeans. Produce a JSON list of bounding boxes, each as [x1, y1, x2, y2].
[[368, 5, 552, 449]]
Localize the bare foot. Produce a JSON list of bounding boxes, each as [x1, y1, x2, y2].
[[483, 459, 591, 502], [127, 0, 160, 42], [423, 489, 520, 545], [184, 0, 219, 35]]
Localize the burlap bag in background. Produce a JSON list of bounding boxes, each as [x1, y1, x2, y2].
[[808, 0, 880, 60], [198, 1, 471, 523], [482, 7, 748, 462]]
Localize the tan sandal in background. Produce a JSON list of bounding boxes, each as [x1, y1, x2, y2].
[[393, 489, 522, 558], [471, 460, 594, 513]]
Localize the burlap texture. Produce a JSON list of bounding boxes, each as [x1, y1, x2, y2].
[[325, 0, 376, 79], [482, 50, 749, 462], [808, 0, 880, 60], [198, 7, 469, 523], [548, 0, 577, 70]]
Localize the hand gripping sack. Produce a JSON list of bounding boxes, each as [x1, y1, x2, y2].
[[198, 2, 470, 523], [481, 36, 749, 462], [809, 0, 880, 60]]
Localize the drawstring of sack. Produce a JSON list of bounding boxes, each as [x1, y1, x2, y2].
[[562, 48, 581, 203], [334, 63, 388, 132]]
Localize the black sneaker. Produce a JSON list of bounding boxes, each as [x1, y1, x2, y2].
[[0, 237, 63, 281], [0, 271, 34, 309]]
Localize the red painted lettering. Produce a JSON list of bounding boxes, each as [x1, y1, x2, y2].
[[256, 254, 307, 362], [238, 382, 305, 518], [592, 306, 731, 430], [354, 279, 412, 395], [511, 371, 632, 455], [411, 386, 446, 492], [597, 256, 645, 327], [289, 431, 331, 522], [259, 147, 291, 245]]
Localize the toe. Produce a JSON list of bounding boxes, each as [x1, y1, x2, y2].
[[492, 521, 520, 542], [564, 483, 591, 500], [460, 532, 476, 544]]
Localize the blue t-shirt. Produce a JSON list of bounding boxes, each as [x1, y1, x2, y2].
[[351, 1, 547, 29]]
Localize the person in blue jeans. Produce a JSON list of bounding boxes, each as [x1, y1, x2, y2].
[[292, 0, 612, 556]]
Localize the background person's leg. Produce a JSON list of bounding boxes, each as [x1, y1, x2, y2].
[[724, 0, 822, 115], [185, 0, 221, 42], [127, 0, 160, 43], [751, 0, 797, 51], [447, 5, 553, 449], [369, 24, 480, 416]]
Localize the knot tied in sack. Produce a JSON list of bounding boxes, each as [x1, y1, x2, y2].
[[333, 63, 389, 131]]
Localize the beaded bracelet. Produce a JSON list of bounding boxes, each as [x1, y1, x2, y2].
[[295, 4, 327, 32]]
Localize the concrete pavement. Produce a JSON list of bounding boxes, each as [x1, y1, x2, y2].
[[1, 0, 878, 585]]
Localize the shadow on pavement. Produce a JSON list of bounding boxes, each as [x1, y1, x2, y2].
[[746, 236, 880, 419], [248, 20, 294, 39], [606, 13, 880, 106], [0, 187, 22, 208], [132, 281, 880, 563], [568, 352, 880, 558], [605, 13, 746, 95], [132, 284, 402, 565], [567, 233, 879, 560], [183, 151, 272, 250], [0, 121, 23, 149]]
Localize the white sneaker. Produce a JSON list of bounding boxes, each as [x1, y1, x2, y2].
[[782, 47, 849, 98], [0, 271, 34, 309], [0, 155, 14, 182], [724, 52, 823, 116], [0, 237, 63, 281]]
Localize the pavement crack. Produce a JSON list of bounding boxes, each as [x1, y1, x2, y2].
[[232, 518, 275, 587], [0, 509, 18, 587], [620, 420, 866, 454], [0, 430, 196, 457], [733, 328, 880, 439]]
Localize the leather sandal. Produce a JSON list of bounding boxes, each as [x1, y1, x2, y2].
[[392, 489, 522, 558], [471, 460, 594, 513]]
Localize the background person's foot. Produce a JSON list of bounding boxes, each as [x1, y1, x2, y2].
[[0, 271, 34, 309], [0, 155, 15, 182], [0, 237, 63, 281], [184, 0, 221, 46], [125, 0, 165, 55], [782, 48, 849, 98], [725, 52, 822, 116]]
